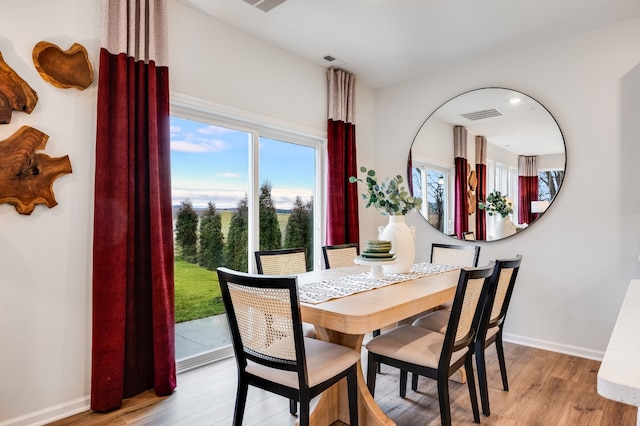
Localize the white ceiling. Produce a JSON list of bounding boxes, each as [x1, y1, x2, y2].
[[177, 0, 640, 89]]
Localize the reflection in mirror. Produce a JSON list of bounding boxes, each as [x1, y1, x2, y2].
[[409, 87, 565, 241]]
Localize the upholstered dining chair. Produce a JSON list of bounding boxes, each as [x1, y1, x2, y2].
[[412, 255, 522, 416], [255, 247, 308, 275], [462, 231, 476, 241], [254, 247, 313, 415], [217, 268, 359, 426], [322, 243, 359, 269], [397, 243, 481, 328], [365, 263, 495, 426], [431, 243, 480, 268]]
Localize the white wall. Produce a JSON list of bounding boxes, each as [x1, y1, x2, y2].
[[372, 16, 640, 359], [2, 1, 638, 424], [0, 1, 99, 424]]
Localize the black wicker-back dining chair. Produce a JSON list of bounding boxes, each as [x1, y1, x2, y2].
[[412, 255, 522, 416], [217, 267, 359, 426], [254, 247, 313, 415], [322, 243, 359, 269], [255, 247, 308, 275], [431, 243, 480, 267], [365, 263, 495, 425]]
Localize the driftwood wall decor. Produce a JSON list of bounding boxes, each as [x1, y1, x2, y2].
[[32, 41, 93, 90], [0, 52, 38, 124], [0, 126, 72, 215]]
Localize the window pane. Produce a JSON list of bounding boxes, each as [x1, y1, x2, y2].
[[412, 165, 450, 234], [538, 170, 564, 201], [426, 169, 447, 233], [171, 116, 250, 362], [259, 137, 316, 271]]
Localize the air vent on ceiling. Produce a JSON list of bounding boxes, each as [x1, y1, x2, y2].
[[243, 0, 288, 12], [461, 108, 504, 121]]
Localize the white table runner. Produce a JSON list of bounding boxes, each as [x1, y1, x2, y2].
[[299, 262, 460, 304]]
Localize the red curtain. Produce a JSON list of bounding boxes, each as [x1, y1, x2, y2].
[[475, 164, 487, 239], [454, 157, 469, 238], [475, 136, 487, 240], [91, 0, 175, 412], [326, 69, 359, 246], [518, 176, 538, 225], [518, 155, 539, 226], [453, 126, 468, 238]]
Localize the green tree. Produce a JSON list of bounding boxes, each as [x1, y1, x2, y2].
[[198, 201, 225, 271], [225, 195, 248, 272], [175, 199, 199, 263], [259, 180, 282, 250], [284, 196, 313, 270]]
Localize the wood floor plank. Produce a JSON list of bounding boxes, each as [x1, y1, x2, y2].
[[47, 342, 637, 426]]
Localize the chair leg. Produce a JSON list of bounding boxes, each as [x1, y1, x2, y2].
[[475, 344, 491, 416], [495, 333, 509, 391], [411, 372, 419, 391], [366, 352, 377, 397], [465, 355, 481, 423], [399, 369, 408, 398], [347, 367, 359, 426], [289, 399, 297, 415], [372, 330, 382, 373], [437, 371, 452, 426], [298, 393, 311, 426], [233, 376, 249, 426]]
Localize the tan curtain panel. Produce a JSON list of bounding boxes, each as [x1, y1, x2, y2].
[[475, 136, 487, 165], [327, 68, 355, 123], [454, 125, 467, 158], [518, 155, 538, 176]]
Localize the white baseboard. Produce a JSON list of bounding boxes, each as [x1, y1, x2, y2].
[[0, 396, 90, 426], [503, 332, 605, 361]]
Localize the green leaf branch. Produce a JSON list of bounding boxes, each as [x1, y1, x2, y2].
[[349, 166, 422, 215], [478, 190, 513, 218]]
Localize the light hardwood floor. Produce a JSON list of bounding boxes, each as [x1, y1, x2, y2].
[[48, 342, 636, 425]]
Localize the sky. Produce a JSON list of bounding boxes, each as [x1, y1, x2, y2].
[[170, 116, 315, 210]]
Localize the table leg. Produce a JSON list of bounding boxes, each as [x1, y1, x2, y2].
[[307, 328, 395, 426]]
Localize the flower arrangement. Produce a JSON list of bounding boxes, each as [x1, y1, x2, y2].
[[478, 190, 513, 218], [349, 166, 422, 215]]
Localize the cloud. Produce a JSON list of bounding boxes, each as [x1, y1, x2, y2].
[[217, 172, 243, 179], [171, 186, 312, 210], [171, 139, 227, 153]]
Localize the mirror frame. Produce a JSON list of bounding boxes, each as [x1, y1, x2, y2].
[[408, 87, 566, 241]]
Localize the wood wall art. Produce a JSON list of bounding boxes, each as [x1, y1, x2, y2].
[[0, 52, 38, 124], [0, 126, 72, 215], [32, 41, 93, 90]]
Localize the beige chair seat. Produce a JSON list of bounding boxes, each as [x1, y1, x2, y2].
[[413, 310, 500, 341], [366, 325, 466, 369], [247, 337, 360, 388]]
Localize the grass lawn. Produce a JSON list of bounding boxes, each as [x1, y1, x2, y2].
[[175, 211, 292, 323], [174, 258, 225, 323]]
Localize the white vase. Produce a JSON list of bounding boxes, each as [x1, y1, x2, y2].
[[377, 215, 416, 274], [494, 215, 517, 239]]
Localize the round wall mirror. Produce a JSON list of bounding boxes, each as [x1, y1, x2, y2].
[[408, 87, 565, 241]]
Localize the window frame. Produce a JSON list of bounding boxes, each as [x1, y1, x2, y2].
[[170, 94, 326, 273]]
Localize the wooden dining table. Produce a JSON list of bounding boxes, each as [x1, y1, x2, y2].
[[297, 264, 461, 426]]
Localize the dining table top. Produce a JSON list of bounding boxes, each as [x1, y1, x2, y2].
[[298, 264, 460, 335]]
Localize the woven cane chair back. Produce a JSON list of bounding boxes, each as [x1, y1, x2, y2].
[[322, 243, 359, 269], [255, 248, 307, 275], [227, 282, 297, 362], [431, 243, 480, 267]]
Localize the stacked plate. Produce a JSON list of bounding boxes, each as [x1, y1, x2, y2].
[[360, 240, 395, 261]]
